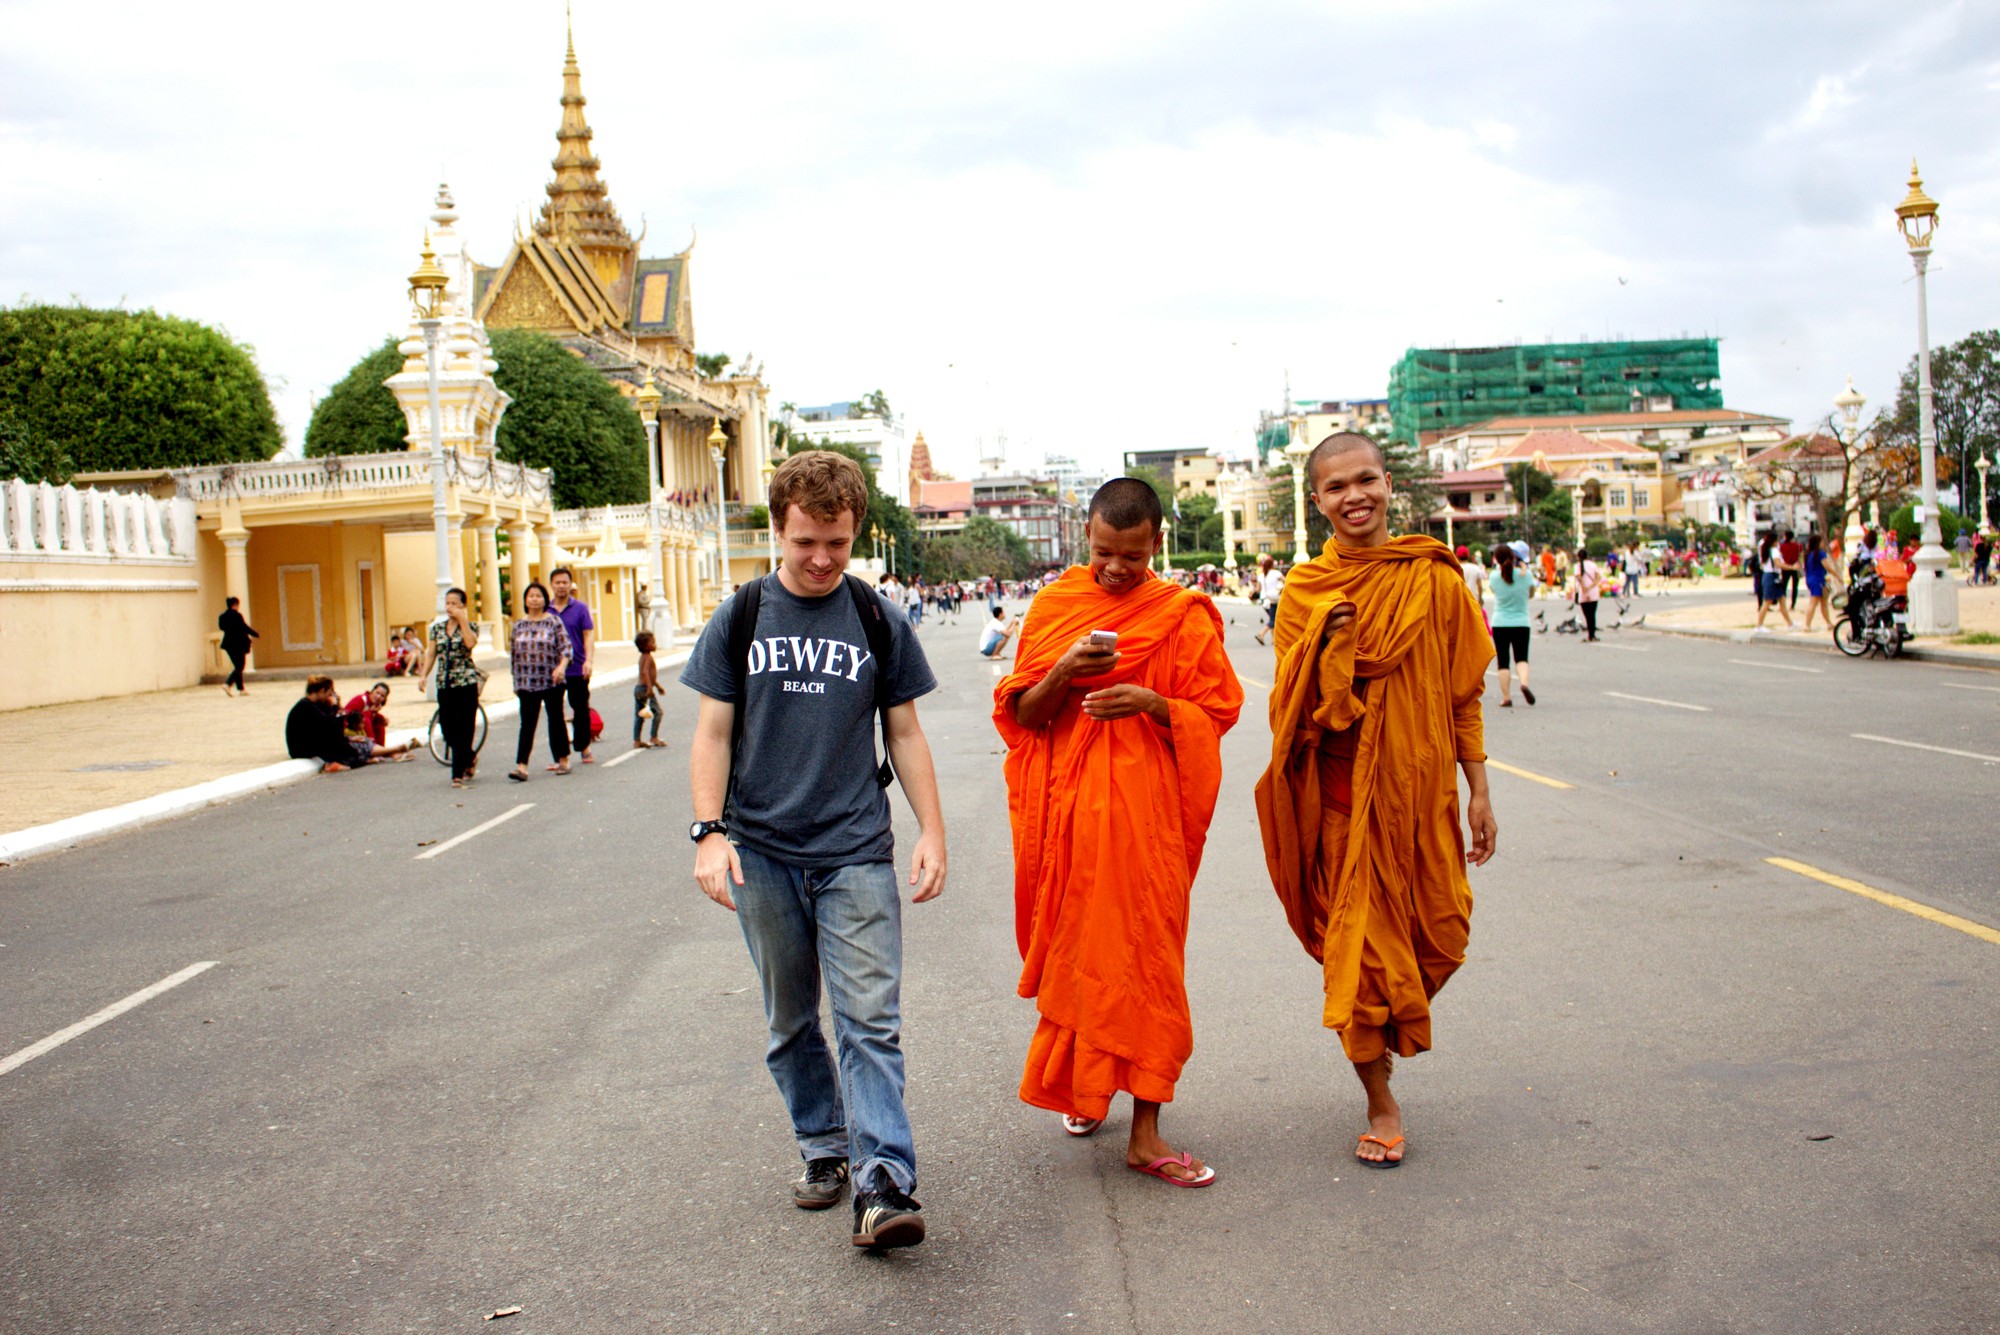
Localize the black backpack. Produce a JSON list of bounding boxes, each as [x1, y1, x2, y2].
[[725, 573, 896, 795]]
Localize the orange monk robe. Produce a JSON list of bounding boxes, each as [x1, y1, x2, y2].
[[994, 567, 1244, 1119], [1254, 536, 1491, 1064]]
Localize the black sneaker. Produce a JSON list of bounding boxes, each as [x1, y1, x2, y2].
[[851, 1187, 925, 1249], [793, 1157, 849, 1211]]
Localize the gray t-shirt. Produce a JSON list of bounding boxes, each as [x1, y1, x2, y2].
[[680, 574, 936, 865]]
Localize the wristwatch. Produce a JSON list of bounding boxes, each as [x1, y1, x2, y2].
[[689, 819, 730, 843]]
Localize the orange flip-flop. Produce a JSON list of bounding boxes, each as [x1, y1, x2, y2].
[[1356, 1133, 1405, 1169]]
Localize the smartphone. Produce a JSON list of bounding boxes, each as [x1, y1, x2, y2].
[[1088, 630, 1118, 650]]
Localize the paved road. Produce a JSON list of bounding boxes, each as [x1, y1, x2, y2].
[[3, 598, 1996, 1333]]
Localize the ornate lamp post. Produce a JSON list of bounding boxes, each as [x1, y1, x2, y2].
[[1285, 422, 1311, 565], [1978, 453, 1993, 536], [634, 370, 664, 626], [407, 233, 451, 617], [1834, 376, 1867, 556], [1219, 472, 1238, 571], [761, 458, 778, 572], [1894, 161, 1958, 634], [708, 418, 731, 594]]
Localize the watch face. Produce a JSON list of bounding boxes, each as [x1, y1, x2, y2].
[[690, 822, 704, 841]]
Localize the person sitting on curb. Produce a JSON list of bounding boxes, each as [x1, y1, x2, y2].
[[343, 682, 393, 747], [286, 677, 415, 771], [978, 605, 1022, 659]]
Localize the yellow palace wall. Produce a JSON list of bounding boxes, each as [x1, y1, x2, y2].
[[0, 556, 210, 711], [243, 524, 388, 669]]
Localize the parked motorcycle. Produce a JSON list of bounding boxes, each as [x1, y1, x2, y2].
[[1833, 559, 1910, 658]]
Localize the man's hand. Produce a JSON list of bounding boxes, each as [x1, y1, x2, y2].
[[579, 659, 593, 679], [1321, 600, 1357, 643], [694, 834, 743, 912], [909, 828, 947, 903], [1058, 637, 1120, 681], [1081, 683, 1167, 725], [1465, 792, 1497, 866]]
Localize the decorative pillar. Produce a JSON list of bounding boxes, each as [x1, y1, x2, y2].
[[661, 536, 684, 633], [476, 518, 503, 627], [676, 547, 698, 627], [534, 526, 559, 585], [451, 521, 469, 595], [221, 532, 251, 617], [507, 521, 533, 620]]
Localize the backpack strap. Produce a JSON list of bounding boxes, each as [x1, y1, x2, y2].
[[844, 574, 897, 788], [724, 576, 764, 809]]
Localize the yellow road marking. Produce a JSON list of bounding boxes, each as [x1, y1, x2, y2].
[[1486, 759, 1574, 790], [1766, 857, 2000, 947], [1237, 675, 1270, 690]]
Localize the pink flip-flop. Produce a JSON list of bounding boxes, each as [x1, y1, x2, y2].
[[1130, 1153, 1215, 1188]]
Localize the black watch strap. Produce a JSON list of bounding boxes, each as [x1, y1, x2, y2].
[[690, 819, 729, 843]]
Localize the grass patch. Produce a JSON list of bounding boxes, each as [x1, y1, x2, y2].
[[1951, 631, 2000, 645]]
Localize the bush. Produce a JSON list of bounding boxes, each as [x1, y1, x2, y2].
[[0, 304, 281, 473], [1887, 501, 1961, 552], [303, 338, 408, 457]]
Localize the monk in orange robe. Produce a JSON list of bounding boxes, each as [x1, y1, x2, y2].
[[995, 479, 1243, 1187], [1255, 432, 1497, 1169]]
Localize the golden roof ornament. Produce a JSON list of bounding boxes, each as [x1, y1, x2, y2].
[[1895, 159, 1939, 250]]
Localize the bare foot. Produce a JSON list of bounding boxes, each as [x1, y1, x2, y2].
[[1127, 1099, 1206, 1182], [1352, 1052, 1405, 1166]]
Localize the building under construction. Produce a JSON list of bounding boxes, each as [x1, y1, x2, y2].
[[1387, 338, 1722, 442]]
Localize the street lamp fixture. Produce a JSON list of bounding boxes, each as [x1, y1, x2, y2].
[[708, 417, 730, 595], [634, 370, 664, 627], [1893, 160, 1957, 634], [1833, 376, 1867, 553], [407, 231, 452, 618], [1285, 423, 1312, 565], [1978, 453, 1993, 536]]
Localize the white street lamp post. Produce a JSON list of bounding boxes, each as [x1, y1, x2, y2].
[[635, 370, 664, 630], [1978, 454, 1993, 536], [708, 418, 731, 595], [408, 234, 452, 618], [1285, 423, 1311, 565], [1220, 474, 1238, 571], [1834, 376, 1867, 556], [1895, 162, 1958, 635]]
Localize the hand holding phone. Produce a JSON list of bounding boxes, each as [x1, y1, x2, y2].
[[1088, 630, 1118, 650]]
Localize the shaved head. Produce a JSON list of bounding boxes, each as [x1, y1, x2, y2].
[[1305, 432, 1387, 491], [1086, 477, 1163, 535]]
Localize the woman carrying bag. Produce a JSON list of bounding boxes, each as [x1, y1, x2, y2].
[[418, 587, 483, 788], [508, 581, 572, 781]]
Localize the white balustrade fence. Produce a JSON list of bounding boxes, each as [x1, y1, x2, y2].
[[176, 451, 552, 506], [0, 478, 196, 563]]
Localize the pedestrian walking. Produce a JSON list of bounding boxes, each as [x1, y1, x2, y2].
[[1800, 534, 1833, 633], [418, 587, 483, 788], [507, 580, 571, 781], [1973, 532, 1993, 586], [633, 630, 666, 749], [1780, 530, 1803, 609], [683, 449, 946, 1251], [1753, 533, 1794, 633], [1457, 545, 1487, 609], [995, 479, 1242, 1187], [1623, 544, 1643, 598], [548, 567, 597, 765], [1575, 548, 1603, 642], [1490, 545, 1535, 706], [217, 596, 258, 696], [1252, 554, 1283, 645], [1256, 432, 1496, 1171]]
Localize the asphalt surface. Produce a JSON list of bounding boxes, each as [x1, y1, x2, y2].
[[3, 592, 1996, 1334]]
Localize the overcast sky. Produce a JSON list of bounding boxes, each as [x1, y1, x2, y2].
[[5, 0, 1997, 479]]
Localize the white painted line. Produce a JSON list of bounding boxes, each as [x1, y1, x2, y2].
[[1728, 658, 1822, 674], [1852, 733, 2000, 765], [0, 961, 217, 1077], [602, 748, 645, 769], [1594, 642, 1649, 652], [1604, 691, 1711, 713], [415, 803, 534, 860], [1941, 681, 2000, 694]]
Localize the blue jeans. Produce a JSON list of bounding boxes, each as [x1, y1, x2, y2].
[[732, 845, 915, 1194]]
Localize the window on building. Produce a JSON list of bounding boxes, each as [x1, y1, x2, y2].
[[1633, 488, 1649, 508], [1608, 488, 1627, 508], [1258, 542, 1271, 554]]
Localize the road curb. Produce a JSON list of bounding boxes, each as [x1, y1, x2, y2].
[[1638, 623, 2000, 672], [0, 656, 682, 867]]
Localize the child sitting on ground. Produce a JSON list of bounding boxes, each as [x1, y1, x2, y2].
[[633, 631, 667, 749]]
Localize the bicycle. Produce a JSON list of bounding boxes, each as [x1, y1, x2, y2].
[[427, 701, 489, 766]]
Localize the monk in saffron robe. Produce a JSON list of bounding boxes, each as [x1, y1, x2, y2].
[[1255, 433, 1497, 1169], [996, 479, 1243, 1186]]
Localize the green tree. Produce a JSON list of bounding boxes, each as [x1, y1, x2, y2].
[[303, 338, 408, 457], [1887, 500, 1961, 551], [1883, 329, 2000, 511], [920, 515, 1037, 582], [852, 389, 893, 422], [0, 406, 73, 483], [302, 329, 649, 510], [696, 351, 733, 379], [0, 304, 281, 472]]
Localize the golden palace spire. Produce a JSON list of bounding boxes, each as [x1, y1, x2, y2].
[[539, 10, 631, 259]]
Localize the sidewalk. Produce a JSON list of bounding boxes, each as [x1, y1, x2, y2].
[[0, 640, 662, 850], [1644, 576, 2000, 667]]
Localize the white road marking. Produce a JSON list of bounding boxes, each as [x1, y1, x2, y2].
[[1941, 681, 2000, 694], [415, 803, 534, 860], [1728, 658, 1822, 674], [0, 960, 217, 1077], [1603, 691, 1711, 713], [1593, 642, 1649, 652], [1852, 734, 2000, 764], [602, 748, 645, 769]]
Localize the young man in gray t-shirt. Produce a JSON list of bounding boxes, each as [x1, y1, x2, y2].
[[682, 450, 947, 1252]]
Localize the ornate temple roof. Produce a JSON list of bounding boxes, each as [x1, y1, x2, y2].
[[539, 19, 631, 256]]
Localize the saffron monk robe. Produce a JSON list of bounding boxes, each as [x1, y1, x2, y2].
[[994, 478, 1244, 1188], [1254, 432, 1497, 1170]]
